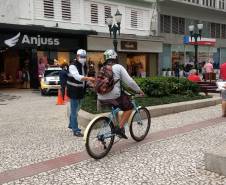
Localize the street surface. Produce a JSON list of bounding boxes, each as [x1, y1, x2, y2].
[[0, 89, 226, 185]]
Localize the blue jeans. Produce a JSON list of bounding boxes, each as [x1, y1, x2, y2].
[[69, 98, 82, 133]]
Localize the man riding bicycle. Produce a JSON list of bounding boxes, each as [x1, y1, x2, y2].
[[97, 49, 144, 139]]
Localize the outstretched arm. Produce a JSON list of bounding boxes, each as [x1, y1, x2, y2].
[[119, 65, 143, 94]]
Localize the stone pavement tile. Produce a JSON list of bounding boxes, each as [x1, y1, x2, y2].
[[0, 90, 223, 174], [1, 116, 224, 184], [4, 122, 226, 185]]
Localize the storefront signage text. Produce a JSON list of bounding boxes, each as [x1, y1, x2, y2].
[[1, 32, 82, 50], [183, 36, 216, 46], [121, 41, 137, 50], [2, 32, 60, 48], [22, 34, 60, 46]]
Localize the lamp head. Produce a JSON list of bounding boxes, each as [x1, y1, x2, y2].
[[106, 15, 113, 26], [188, 25, 194, 32], [197, 23, 203, 30]]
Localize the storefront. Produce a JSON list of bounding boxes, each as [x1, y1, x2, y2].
[[161, 36, 219, 72], [171, 44, 218, 67], [87, 35, 163, 77], [0, 23, 95, 88]]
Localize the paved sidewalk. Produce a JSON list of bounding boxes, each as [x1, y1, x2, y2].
[[2, 118, 226, 185], [0, 90, 225, 184]]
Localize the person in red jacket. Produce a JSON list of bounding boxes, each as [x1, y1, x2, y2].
[[220, 62, 226, 80], [187, 69, 201, 82], [219, 62, 226, 117]]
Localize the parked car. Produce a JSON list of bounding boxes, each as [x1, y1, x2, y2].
[[40, 66, 61, 95]]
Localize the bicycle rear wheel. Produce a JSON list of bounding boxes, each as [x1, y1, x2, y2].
[[129, 107, 151, 142], [85, 117, 115, 159]]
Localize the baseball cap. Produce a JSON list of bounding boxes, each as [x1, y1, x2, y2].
[[77, 49, 86, 57]]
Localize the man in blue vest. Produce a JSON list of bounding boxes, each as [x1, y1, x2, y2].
[[67, 49, 95, 137]]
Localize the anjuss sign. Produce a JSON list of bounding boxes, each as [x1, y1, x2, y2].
[[0, 32, 80, 49]]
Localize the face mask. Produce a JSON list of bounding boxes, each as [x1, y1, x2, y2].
[[78, 58, 86, 65]]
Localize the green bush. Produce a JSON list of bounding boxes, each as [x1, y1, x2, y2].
[[134, 77, 200, 97]]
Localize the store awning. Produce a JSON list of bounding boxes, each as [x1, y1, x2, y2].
[[0, 23, 97, 37], [183, 36, 216, 47]]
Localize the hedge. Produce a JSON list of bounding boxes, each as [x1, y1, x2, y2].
[[133, 77, 200, 97]]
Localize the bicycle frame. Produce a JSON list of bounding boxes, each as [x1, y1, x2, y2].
[[83, 97, 143, 142]]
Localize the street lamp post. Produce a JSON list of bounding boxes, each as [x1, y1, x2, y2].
[[188, 23, 203, 72], [106, 9, 122, 52]]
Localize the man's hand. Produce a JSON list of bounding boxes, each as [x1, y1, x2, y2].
[[82, 76, 95, 82], [87, 77, 95, 82]]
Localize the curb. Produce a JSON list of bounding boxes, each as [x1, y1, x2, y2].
[[205, 142, 226, 176], [78, 96, 222, 128]]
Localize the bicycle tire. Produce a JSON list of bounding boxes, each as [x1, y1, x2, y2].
[[129, 107, 151, 142], [85, 117, 115, 159]]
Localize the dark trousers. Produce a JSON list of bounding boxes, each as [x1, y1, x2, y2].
[[61, 86, 66, 100]]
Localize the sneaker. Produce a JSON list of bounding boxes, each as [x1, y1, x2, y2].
[[73, 132, 83, 137], [113, 127, 128, 139]]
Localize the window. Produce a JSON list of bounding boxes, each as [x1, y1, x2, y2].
[[172, 16, 179, 34], [91, 3, 98, 24], [222, 24, 226, 39], [171, 16, 185, 35], [211, 23, 216, 38], [43, 0, 54, 18], [219, 0, 225, 9], [131, 10, 138, 28], [61, 0, 71, 20], [211, 23, 221, 38], [184, 0, 199, 3], [216, 23, 221, 38], [104, 6, 111, 24], [160, 14, 171, 33], [179, 18, 185, 34]]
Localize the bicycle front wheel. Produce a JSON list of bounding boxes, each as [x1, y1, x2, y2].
[[85, 117, 115, 159], [129, 107, 151, 142]]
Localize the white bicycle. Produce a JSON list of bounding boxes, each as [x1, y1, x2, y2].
[[83, 94, 151, 159]]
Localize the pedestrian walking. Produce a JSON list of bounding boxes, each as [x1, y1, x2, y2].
[[16, 68, 23, 88], [204, 59, 214, 81], [22, 68, 30, 89], [59, 63, 69, 100], [67, 49, 95, 137]]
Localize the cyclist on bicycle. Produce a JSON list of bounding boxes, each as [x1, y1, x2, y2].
[[97, 49, 144, 139]]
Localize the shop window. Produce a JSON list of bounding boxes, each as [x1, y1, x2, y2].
[[91, 3, 98, 24], [37, 51, 71, 77], [126, 54, 147, 77], [104, 6, 111, 24], [43, 0, 54, 18], [61, 0, 71, 20], [131, 10, 138, 28]]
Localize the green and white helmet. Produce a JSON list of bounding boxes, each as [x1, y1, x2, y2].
[[104, 49, 117, 61]]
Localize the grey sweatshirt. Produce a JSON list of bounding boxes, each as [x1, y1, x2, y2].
[[97, 64, 141, 100]]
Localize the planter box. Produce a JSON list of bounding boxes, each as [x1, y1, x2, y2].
[[78, 96, 221, 128]]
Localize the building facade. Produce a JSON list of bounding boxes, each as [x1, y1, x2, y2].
[[157, 0, 226, 73], [0, 0, 162, 88]]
